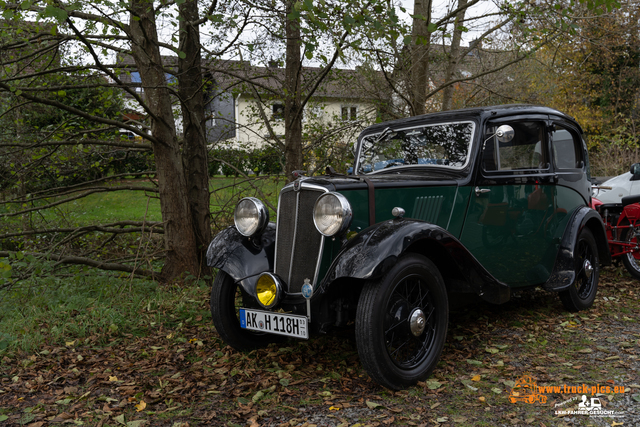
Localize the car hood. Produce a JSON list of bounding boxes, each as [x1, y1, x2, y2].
[[291, 173, 463, 192], [595, 172, 633, 203]]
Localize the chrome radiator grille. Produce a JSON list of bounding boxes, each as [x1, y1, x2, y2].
[[274, 185, 326, 294]]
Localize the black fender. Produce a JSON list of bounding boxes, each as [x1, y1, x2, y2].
[[206, 223, 276, 297], [543, 206, 611, 292], [321, 218, 511, 304]]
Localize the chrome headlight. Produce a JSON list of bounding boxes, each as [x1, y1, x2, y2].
[[313, 192, 352, 236], [234, 197, 269, 237]]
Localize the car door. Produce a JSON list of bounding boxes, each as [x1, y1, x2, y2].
[[459, 118, 561, 287]]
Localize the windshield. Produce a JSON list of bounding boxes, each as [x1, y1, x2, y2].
[[357, 121, 476, 174]]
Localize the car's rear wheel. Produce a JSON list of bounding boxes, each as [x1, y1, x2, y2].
[[620, 224, 640, 280], [559, 228, 599, 312], [355, 254, 448, 390], [210, 270, 284, 350]]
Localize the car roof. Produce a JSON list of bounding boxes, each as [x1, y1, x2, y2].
[[361, 104, 582, 135]]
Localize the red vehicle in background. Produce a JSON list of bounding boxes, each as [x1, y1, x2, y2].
[[591, 193, 640, 280]]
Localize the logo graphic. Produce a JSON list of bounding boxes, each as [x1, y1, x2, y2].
[[301, 278, 313, 299], [509, 375, 547, 404], [578, 395, 602, 411], [508, 376, 627, 419]]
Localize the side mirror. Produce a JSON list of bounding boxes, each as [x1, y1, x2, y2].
[[630, 163, 640, 176], [495, 125, 515, 143]]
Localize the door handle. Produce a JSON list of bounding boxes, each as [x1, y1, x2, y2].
[[475, 186, 491, 196]]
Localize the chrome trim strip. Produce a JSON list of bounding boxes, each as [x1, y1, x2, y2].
[[446, 188, 458, 231], [301, 182, 330, 291], [287, 190, 300, 284], [312, 235, 325, 292], [273, 188, 285, 276]]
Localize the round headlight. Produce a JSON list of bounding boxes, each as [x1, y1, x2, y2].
[[255, 273, 281, 309], [234, 197, 269, 237], [313, 192, 353, 236]]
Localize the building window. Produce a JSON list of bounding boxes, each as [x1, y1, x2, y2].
[[272, 102, 285, 121], [130, 71, 143, 93], [342, 105, 357, 121], [304, 104, 323, 122]]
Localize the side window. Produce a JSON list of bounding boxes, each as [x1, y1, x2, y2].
[[483, 121, 548, 172], [551, 124, 583, 169]]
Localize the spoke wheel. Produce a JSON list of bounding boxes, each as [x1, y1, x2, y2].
[[356, 254, 448, 390], [620, 225, 640, 280], [210, 270, 284, 351], [559, 228, 599, 312]]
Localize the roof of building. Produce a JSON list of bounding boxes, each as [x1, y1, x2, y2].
[[115, 54, 386, 101]]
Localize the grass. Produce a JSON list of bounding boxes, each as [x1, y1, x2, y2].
[[0, 267, 210, 353], [1, 175, 286, 229]]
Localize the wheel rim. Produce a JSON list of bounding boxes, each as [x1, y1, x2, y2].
[[624, 230, 640, 270], [575, 238, 596, 299], [383, 274, 437, 369]]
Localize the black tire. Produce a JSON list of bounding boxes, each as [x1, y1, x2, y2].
[[620, 225, 640, 280], [355, 253, 448, 390], [559, 228, 599, 312], [210, 270, 284, 351]]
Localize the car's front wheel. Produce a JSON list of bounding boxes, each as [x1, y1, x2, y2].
[[355, 254, 448, 390], [210, 270, 284, 351], [559, 228, 599, 312]]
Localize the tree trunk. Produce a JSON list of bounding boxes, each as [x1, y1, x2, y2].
[[178, 0, 212, 276], [441, 0, 468, 111], [129, 0, 199, 281], [410, 0, 433, 116], [284, 0, 304, 181]]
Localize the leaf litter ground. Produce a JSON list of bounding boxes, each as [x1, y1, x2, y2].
[[1, 268, 639, 427]]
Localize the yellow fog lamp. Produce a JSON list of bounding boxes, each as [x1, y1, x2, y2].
[[255, 273, 282, 309]]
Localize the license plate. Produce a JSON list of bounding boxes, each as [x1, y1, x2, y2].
[[239, 309, 308, 339]]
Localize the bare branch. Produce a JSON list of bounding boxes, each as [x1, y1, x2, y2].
[[0, 250, 158, 278], [0, 221, 164, 240]]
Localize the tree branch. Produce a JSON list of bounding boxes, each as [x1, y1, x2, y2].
[[0, 250, 159, 278]]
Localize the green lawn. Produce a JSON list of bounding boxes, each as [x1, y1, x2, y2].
[[2, 175, 286, 228]]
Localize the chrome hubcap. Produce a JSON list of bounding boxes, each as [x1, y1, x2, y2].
[[409, 308, 426, 336], [584, 259, 593, 279]]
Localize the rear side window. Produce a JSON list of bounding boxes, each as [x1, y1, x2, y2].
[[551, 125, 582, 169], [483, 121, 548, 171]]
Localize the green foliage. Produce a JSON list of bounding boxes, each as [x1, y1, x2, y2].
[[209, 147, 284, 177], [0, 71, 146, 192]]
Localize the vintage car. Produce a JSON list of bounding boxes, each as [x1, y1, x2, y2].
[[206, 105, 610, 390]]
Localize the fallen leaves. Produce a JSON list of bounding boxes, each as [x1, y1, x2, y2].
[[365, 400, 384, 409], [425, 379, 442, 390], [1, 268, 638, 427], [135, 400, 146, 412]]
